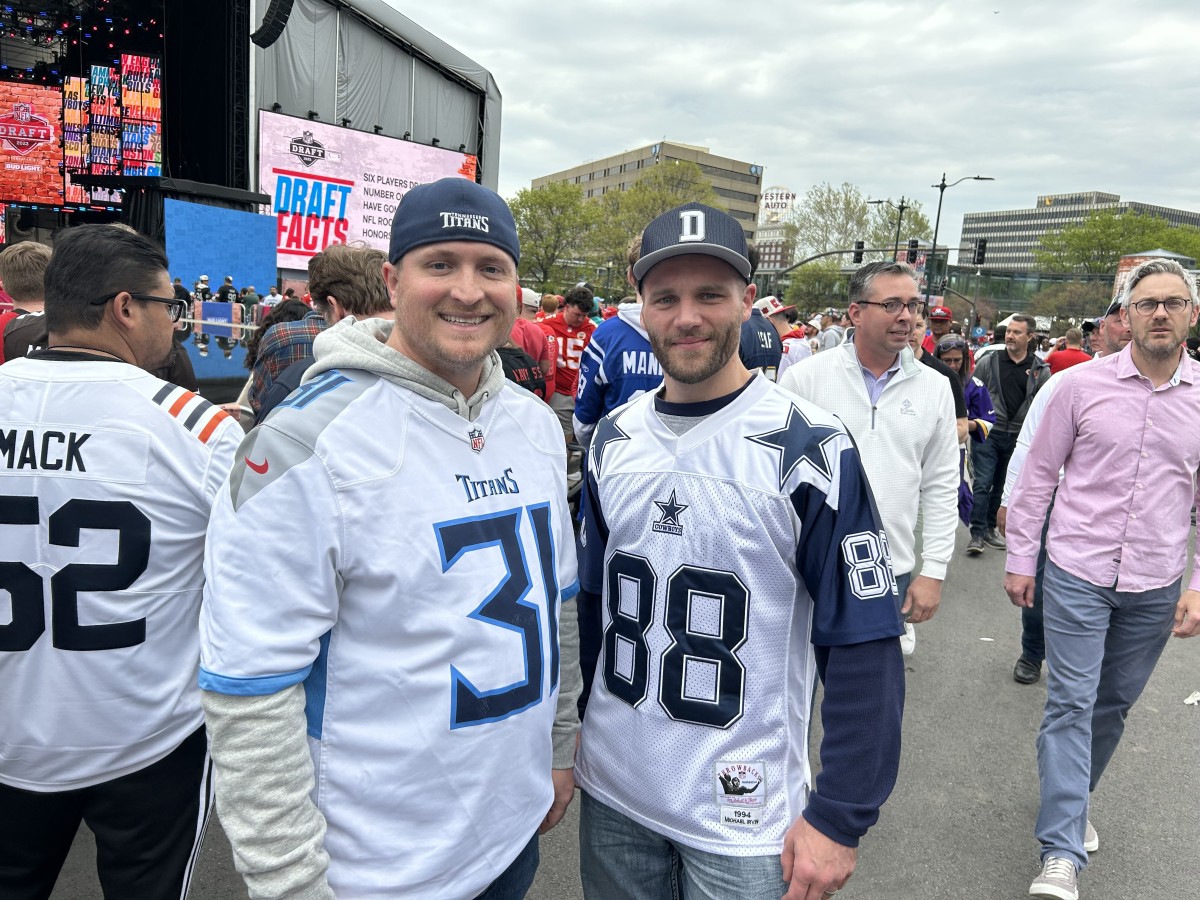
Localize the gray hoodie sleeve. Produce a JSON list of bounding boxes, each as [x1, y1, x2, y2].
[[553, 596, 582, 768], [201, 685, 334, 900]]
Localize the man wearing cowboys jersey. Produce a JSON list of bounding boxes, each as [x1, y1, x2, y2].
[[575, 202, 905, 900]]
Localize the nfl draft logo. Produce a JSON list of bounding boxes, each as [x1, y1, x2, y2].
[[288, 130, 326, 167], [468, 427, 485, 453], [0, 103, 53, 156]]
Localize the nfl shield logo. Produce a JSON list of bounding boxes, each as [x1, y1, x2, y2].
[[469, 427, 485, 453]]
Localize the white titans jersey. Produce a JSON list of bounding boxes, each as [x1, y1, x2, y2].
[[0, 355, 239, 791], [575, 376, 903, 855], [200, 369, 578, 900]]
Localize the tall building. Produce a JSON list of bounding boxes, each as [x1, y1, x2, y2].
[[959, 192, 1200, 271], [532, 141, 764, 241], [756, 186, 799, 273]]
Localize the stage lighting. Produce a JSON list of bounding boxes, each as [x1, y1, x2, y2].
[[306, 110, 318, 120], [340, 117, 351, 128], [270, 102, 282, 112]]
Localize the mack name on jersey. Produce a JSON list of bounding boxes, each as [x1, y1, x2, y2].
[[0, 428, 90, 472]]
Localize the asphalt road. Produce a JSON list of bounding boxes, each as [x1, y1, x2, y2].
[[52, 527, 1200, 899]]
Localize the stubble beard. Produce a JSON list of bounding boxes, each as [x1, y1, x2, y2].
[[649, 321, 740, 386]]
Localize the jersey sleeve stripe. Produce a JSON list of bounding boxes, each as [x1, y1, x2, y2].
[[197, 409, 233, 444], [562, 578, 580, 601], [152, 383, 175, 405], [198, 664, 313, 696], [168, 390, 197, 417], [182, 396, 217, 430]]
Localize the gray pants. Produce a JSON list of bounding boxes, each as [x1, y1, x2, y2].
[[1036, 560, 1178, 869]]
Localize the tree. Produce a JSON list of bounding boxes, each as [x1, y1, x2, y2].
[[789, 182, 871, 258], [508, 181, 597, 292], [1034, 209, 1200, 274], [865, 200, 933, 262], [1025, 280, 1113, 321], [781, 257, 847, 311], [587, 160, 723, 281]]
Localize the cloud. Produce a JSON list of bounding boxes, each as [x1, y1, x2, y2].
[[398, 0, 1200, 242]]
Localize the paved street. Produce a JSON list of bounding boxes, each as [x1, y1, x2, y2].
[[53, 527, 1200, 899]]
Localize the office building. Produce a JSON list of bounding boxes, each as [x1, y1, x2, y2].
[[532, 141, 764, 241], [959, 192, 1200, 271]]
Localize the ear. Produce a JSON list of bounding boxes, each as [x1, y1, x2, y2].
[[741, 282, 756, 322], [383, 260, 400, 298], [327, 295, 346, 322], [108, 291, 140, 335]]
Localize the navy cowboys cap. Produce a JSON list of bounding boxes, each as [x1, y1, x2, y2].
[[632, 202, 752, 285], [388, 177, 520, 266]]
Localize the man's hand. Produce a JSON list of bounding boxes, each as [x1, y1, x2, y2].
[[996, 506, 1007, 537], [1173, 590, 1200, 638], [538, 768, 576, 834], [1004, 572, 1035, 608], [781, 816, 856, 900], [900, 575, 942, 623]]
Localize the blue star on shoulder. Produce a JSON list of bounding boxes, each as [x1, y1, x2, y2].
[[591, 413, 631, 477], [746, 406, 843, 490]]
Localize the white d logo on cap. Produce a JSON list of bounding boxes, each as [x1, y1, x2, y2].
[[679, 210, 705, 243]]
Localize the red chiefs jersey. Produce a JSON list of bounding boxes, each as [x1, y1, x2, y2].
[[539, 315, 595, 397]]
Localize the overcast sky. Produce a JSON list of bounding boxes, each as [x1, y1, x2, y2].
[[404, 0, 1199, 249]]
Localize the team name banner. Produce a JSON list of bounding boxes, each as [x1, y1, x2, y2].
[[258, 110, 478, 269]]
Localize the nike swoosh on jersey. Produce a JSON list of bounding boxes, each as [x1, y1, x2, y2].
[[245, 456, 269, 474]]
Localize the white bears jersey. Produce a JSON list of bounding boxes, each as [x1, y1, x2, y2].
[[0, 354, 240, 791], [200, 369, 578, 900], [575, 376, 903, 855]]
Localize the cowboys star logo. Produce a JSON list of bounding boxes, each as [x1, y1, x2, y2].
[[652, 489, 688, 536]]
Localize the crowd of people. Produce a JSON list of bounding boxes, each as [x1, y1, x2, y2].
[[0, 183, 1197, 900]]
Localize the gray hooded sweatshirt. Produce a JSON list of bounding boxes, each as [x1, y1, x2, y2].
[[202, 317, 581, 900]]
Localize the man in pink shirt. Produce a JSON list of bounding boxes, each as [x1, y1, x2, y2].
[[1004, 258, 1200, 900]]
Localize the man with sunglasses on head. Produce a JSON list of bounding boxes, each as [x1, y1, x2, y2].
[[781, 261, 959, 656], [0, 224, 241, 899], [1005, 258, 1200, 900]]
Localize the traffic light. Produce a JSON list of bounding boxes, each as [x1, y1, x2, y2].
[[973, 238, 988, 266], [906, 239, 919, 264], [852, 240, 865, 264]]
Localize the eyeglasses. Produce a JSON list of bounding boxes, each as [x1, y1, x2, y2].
[[1129, 297, 1190, 316], [88, 291, 189, 323], [856, 299, 926, 316]]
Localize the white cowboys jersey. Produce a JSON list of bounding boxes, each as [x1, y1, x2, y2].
[[576, 376, 903, 855], [0, 355, 240, 791], [200, 369, 578, 900]]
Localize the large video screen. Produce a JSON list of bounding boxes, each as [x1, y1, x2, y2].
[[258, 110, 479, 269], [0, 84, 64, 205]]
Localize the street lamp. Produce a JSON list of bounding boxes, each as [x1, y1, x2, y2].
[[927, 174, 994, 302], [868, 197, 910, 261]]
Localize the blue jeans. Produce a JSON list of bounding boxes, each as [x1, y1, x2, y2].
[[1035, 561, 1178, 870], [474, 834, 538, 900], [969, 429, 1016, 537], [579, 792, 786, 900]]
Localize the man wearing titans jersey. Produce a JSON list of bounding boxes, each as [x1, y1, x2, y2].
[[575, 203, 905, 900], [200, 178, 581, 900], [0, 226, 240, 899]]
